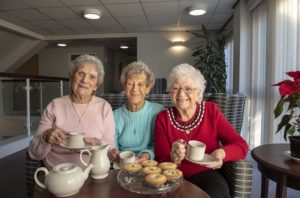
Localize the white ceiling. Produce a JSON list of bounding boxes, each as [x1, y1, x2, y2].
[[0, 0, 237, 36]]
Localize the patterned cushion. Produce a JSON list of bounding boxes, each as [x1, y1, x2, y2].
[[222, 160, 253, 198], [26, 152, 43, 198]]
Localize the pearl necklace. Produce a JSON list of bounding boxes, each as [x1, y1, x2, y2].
[[70, 97, 91, 123], [167, 102, 205, 134]]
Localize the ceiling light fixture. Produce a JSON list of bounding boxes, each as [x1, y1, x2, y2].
[[83, 9, 101, 20], [120, 45, 129, 49], [57, 43, 67, 47], [187, 6, 206, 16]]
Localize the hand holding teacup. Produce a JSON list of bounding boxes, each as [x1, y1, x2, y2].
[[170, 139, 186, 164], [42, 128, 68, 145]]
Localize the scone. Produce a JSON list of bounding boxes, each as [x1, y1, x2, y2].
[[143, 166, 162, 175], [144, 173, 167, 187], [141, 159, 158, 167], [123, 163, 142, 173], [158, 162, 177, 170], [162, 169, 183, 182]]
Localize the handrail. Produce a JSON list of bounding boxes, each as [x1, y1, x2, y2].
[[0, 72, 69, 81]]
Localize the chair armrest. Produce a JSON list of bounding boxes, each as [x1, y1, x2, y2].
[[221, 160, 253, 198], [26, 152, 43, 198]]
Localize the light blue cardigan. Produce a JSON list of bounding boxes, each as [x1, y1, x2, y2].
[[113, 100, 163, 159]]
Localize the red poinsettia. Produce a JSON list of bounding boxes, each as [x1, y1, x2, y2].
[[273, 71, 300, 140]]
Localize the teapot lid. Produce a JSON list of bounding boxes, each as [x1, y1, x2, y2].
[[52, 163, 80, 174]]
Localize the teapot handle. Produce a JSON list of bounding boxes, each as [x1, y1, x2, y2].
[[34, 167, 49, 189], [80, 149, 91, 166]]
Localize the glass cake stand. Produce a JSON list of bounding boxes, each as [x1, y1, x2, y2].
[[117, 170, 182, 195]]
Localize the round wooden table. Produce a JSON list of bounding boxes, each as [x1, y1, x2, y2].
[[251, 144, 300, 198], [33, 170, 209, 198]]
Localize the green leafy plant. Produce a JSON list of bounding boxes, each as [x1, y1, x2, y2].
[[190, 25, 227, 93], [273, 71, 300, 140]]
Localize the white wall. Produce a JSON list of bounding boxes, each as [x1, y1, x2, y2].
[[39, 46, 105, 77], [137, 32, 197, 78], [39, 46, 109, 92]]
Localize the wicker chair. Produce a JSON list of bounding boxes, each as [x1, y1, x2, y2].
[[26, 93, 252, 198]]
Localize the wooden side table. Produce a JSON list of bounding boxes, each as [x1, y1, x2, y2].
[[251, 144, 300, 198]]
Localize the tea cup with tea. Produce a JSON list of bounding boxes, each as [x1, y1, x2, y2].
[[186, 140, 206, 161]]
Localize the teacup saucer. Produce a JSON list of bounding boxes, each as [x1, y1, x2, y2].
[[185, 154, 217, 165], [60, 142, 90, 150], [283, 150, 300, 163]]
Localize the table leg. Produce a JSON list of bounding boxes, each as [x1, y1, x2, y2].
[[276, 174, 287, 198], [261, 174, 269, 198]]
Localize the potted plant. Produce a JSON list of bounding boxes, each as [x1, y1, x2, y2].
[[190, 25, 227, 93], [273, 71, 300, 158]]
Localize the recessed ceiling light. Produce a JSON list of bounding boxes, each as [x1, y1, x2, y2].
[[120, 45, 129, 49], [83, 9, 101, 20], [188, 6, 206, 16], [57, 43, 67, 47]]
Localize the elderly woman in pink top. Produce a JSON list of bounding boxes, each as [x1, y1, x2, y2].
[[28, 54, 115, 168]]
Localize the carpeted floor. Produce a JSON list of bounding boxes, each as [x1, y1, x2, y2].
[[0, 149, 299, 198]]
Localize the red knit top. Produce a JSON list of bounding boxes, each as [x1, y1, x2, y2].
[[154, 101, 248, 178]]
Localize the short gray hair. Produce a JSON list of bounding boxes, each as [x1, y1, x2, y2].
[[167, 63, 206, 100], [120, 61, 155, 88], [70, 54, 105, 86]]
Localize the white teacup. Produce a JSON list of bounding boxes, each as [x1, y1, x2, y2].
[[67, 132, 85, 148], [186, 140, 206, 161], [119, 151, 135, 168]]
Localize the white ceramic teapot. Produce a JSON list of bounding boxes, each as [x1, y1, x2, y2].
[[34, 163, 93, 197], [80, 144, 111, 179]]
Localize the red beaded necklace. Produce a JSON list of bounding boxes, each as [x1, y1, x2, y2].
[[167, 102, 205, 136]]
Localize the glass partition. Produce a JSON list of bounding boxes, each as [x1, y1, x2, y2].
[[0, 74, 69, 142]]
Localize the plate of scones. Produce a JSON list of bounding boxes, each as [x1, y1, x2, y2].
[[117, 160, 183, 194]]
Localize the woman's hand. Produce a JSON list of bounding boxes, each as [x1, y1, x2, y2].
[[205, 148, 226, 170], [108, 148, 120, 163], [42, 128, 67, 145], [170, 139, 186, 164], [136, 153, 150, 163], [84, 137, 101, 146]]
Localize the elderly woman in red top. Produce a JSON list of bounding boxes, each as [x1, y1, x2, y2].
[[154, 63, 248, 198]]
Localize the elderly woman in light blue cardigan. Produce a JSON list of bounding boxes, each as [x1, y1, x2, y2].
[[108, 61, 163, 164]]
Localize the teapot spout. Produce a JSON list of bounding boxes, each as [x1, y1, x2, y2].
[[83, 164, 94, 180]]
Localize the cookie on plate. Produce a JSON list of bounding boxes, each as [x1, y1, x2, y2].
[[158, 162, 177, 170], [141, 159, 158, 167], [162, 169, 183, 182], [143, 166, 162, 175], [144, 173, 167, 187], [123, 163, 142, 173]]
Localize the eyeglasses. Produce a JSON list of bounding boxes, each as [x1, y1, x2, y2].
[[170, 87, 197, 94]]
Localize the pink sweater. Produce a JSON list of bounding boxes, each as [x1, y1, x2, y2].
[[28, 95, 115, 168], [154, 102, 248, 178]]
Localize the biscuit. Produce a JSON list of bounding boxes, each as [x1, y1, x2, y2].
[[143, 166, 162, 175], [144, 173, 167, 187], [123, 163, 142, 173], [141, 159, 158, 167], [158, 162, 177, 170], [162, 169, 183, 182]]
